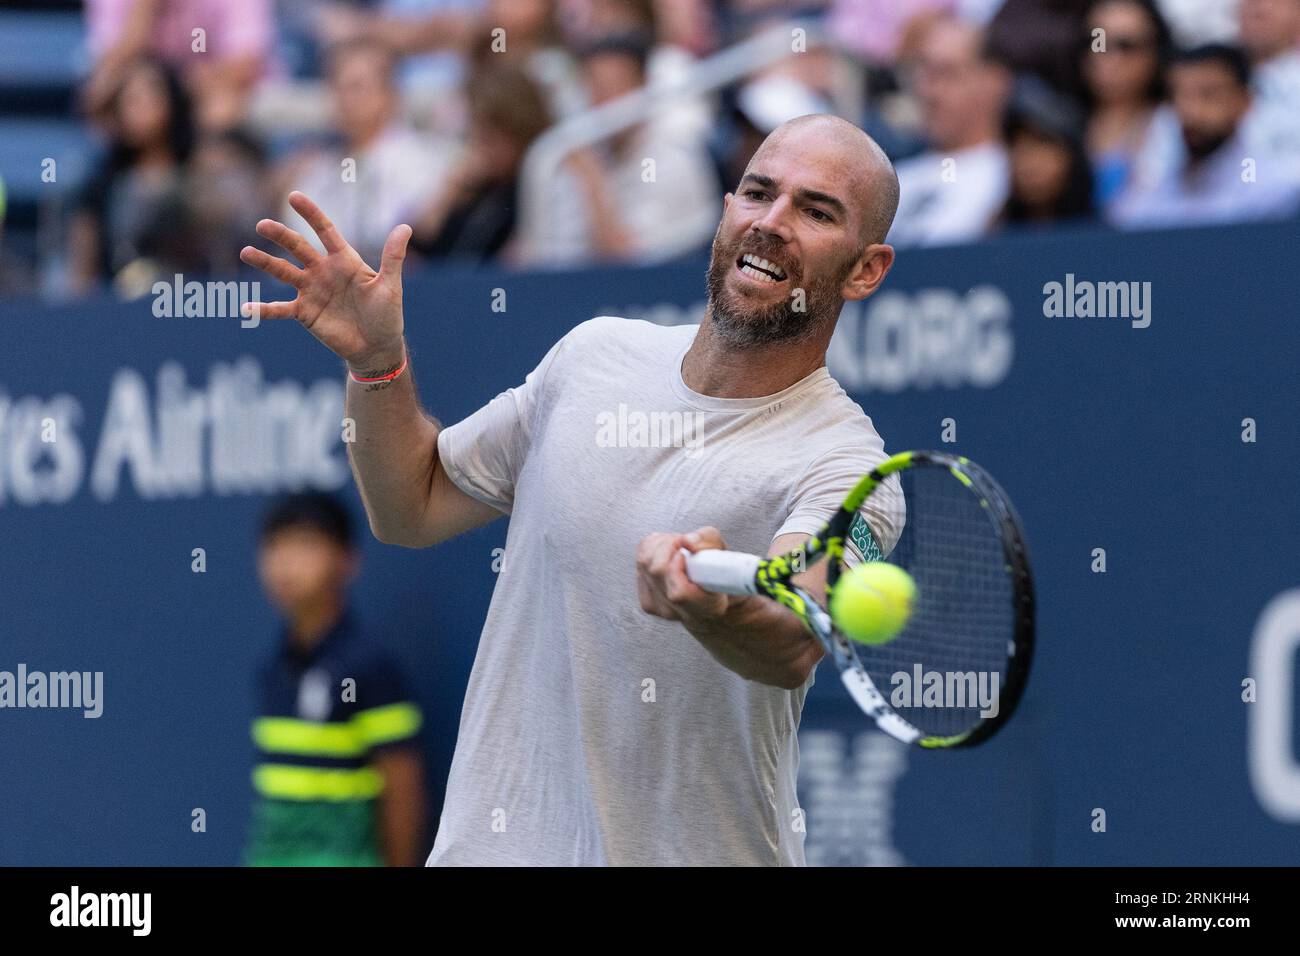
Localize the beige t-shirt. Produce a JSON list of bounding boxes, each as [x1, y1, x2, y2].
[[428, 316, 903, 866]]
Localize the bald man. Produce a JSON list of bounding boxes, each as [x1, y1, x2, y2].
[[239, 114, 905, 866]]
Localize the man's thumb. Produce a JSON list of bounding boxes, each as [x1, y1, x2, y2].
[[379, 224, 412, 282]]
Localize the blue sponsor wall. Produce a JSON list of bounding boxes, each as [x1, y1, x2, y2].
[[1, 220, 1298, 865]]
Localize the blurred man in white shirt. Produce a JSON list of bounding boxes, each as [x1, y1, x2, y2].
[[1111, 44, 1300, 228], [1238, 0, 1300, 162], [887, 16, 1012, 248], [280, 38, 456, 265]]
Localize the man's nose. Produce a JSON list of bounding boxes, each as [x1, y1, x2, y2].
[[751, 195, 796, 242]]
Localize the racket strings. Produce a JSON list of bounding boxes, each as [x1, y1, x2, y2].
[[851, 467, 1014, 737]]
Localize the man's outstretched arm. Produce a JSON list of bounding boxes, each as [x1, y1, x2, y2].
[[240, 192, 499, 548]]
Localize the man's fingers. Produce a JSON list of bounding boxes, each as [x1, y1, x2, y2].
[[663, 549, 707, 604], [638, 576, 679, 620], [636, 533, 674, 571], [636, 531, 728, 619], [379, 224, 412, 283], [239, 247, 306, 288], [288, 191, 349, 254], [682, 526, 725, 552], [637, 576, 654, 613], [637, 533, 687, 619], [240, 300, 299, 320], [255, 218, 321, 266], [646, 535, 684, 578]]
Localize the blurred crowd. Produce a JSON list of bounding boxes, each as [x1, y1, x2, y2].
[[11, 0, 1300, 298]]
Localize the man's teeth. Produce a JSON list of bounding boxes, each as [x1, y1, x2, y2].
[[740, 254, 786, 281]]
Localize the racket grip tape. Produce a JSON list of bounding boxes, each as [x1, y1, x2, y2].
[[680, 548, 761, 596]]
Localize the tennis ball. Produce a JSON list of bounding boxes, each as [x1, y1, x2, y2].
[[829, 562, 916, 645]]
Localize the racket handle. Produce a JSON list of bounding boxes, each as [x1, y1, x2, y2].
[[681, 548, 760, 596]]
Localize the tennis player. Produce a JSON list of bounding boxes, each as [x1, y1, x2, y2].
[[240, 113, 904, 865]]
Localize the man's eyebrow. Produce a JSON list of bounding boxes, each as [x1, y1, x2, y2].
[[797, 188, 847, 217], [738, 173, 847, 217], [739, 172, 778, 192]]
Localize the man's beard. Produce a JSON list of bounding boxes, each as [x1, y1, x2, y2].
[[1182, 125, 1233, 162], [704, 226, 860, 349]]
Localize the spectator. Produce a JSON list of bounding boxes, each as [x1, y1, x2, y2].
[[1239, 0, 1300, 83], [567, 0, 715, 143], [309, 0, 481, 135], [0, 175, 27, 297], [410, 64, 552, 263], [717, 73, 834, 194], [67, 57, 202, 297], [996, 77, 1095, 227], [516, 33, 721, 266], [466, 0, 587, 118], [887, 17, 1013, 247], [83, 0, 275, 131], [277, 38, 457, 266], [827, 0, 957, 66], [247, 492, 426, 867], [319, 0, 587, 123], [1238, 0, 1300, 159], [578, 33, 719, 259], [1080, 0, 1173, 210], [644, 0, 717, 56], [986, 0, 1092, 100], [1153, 0, 1239, 48], [1111, 44, 1300, 228], [189, 128, 275, 277]]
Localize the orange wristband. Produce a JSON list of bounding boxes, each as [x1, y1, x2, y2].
[[349, 353, 408, 384]]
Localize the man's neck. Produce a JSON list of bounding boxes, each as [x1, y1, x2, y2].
[[681, 317, 829, 398], [1255, 42, 1300, 67], [1093, 100, 1152, 123], [349, 122, 392, 154], [610, 122, 642, 157], [938, 130, 997, 154], [288, 599, 344, 654]]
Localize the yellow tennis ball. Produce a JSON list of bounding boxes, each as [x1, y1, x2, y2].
[[829, 562, 917, 645]]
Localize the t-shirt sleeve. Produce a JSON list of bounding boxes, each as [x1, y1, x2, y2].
[[354, 652, 423, 755], [435, 332, 569, 514], [773, 443, 906, 562]]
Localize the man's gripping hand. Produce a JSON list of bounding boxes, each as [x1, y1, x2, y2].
[[635, 526, 824, 689], [635, 526, 735, 624]]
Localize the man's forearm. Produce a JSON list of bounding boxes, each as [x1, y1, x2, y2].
[[373, 749, 425, 867], [683, 597, 823, 690], [344, 343, 441, 546]]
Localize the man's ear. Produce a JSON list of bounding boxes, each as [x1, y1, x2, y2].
[[841, 243, 895, 301]]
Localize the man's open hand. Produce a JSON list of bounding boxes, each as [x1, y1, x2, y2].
[[239, 191, 411, 371]]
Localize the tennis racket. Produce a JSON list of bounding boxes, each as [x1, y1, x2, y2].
[[683, 450, 1034, 748]]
